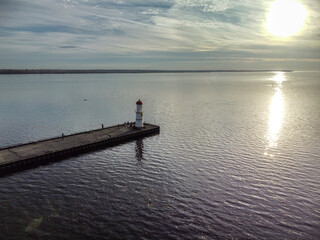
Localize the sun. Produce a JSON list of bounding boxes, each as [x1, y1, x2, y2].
[[266, 0, 307, 37]]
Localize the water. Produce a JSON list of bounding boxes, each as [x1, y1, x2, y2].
[[0, 72, 319, 239]]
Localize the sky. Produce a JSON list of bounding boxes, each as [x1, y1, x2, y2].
[[0, 0, 319, 70]]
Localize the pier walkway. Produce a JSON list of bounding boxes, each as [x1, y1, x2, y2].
[[0, 123, 159, 171]]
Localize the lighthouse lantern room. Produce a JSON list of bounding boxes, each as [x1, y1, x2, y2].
[[135, 99, 144, 128]]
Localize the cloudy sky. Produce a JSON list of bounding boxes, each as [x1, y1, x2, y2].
[[0, 0, 319, 70]]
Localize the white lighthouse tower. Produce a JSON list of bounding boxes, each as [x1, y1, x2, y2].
[[135, 99, 144, 128]]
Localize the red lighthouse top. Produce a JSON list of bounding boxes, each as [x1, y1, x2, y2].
[[136, 99, 143, 105]]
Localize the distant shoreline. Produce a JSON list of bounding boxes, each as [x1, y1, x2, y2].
[[0, 69, 293, 74]]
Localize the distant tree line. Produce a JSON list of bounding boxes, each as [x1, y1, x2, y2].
[[0, 69, 293, 74]]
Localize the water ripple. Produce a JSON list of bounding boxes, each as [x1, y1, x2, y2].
[[1, 72, 319, 239]]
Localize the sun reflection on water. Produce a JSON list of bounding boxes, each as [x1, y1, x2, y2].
[[265, 72, 285, 156]]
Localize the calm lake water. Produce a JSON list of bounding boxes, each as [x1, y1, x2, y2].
[[0, 72, 319, 239]]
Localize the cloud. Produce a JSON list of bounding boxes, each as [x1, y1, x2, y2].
[[173, 0, 231, 12], [141, 9, 162, 15], [60, 45, 78, 48], [0, 0, 319, 69]]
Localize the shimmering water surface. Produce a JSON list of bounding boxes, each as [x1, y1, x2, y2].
[[0, 72, 319, 239]]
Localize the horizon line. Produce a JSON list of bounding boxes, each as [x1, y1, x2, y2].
[[0, 69, 294, 74]]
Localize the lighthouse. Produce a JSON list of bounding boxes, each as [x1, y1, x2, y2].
[[135, 99, 144, 128]]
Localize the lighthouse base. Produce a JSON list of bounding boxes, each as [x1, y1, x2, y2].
[[135, 121, 144, 128]]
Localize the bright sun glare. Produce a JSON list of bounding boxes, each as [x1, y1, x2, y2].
[[267, 0, 307, 37]]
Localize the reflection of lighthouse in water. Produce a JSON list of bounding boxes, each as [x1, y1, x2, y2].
[[135, 139, 144, 161], [135, 99, 144, 128]]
